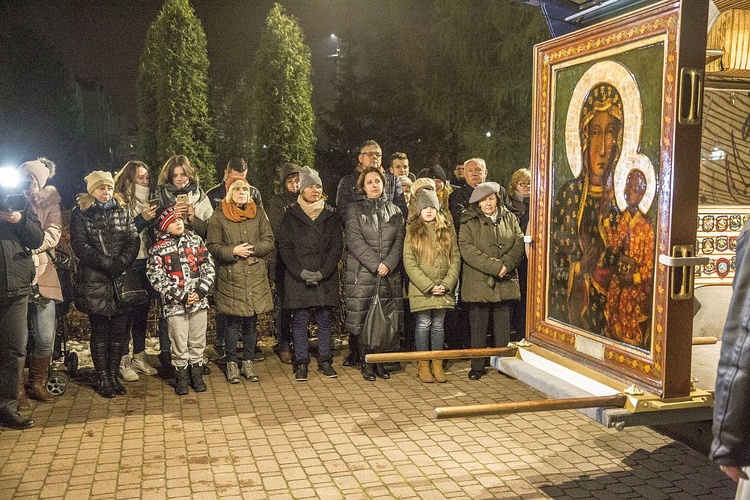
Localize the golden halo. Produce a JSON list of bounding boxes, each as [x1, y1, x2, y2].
[[564, 60, 654, 213]]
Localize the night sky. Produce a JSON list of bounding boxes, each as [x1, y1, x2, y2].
[[0, 0, 376, 128]]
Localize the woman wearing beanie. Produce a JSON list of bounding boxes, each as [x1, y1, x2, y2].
[[277, 166, 343, 381], [267, 162, 301, 364], [207, 179, 274, 384], [459, 182, 524, 380], [345, 167, 405, 381], [113, 161, 159, 381], [403, 190, 461, 383], [70, 170, 140, 398], [17, 158, 63, 404]]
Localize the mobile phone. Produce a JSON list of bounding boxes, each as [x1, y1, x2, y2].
[[176, 194, 189, 204], [149, 199, 160, 208]]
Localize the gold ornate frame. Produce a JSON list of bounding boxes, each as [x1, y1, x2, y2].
[[527, 1, 709, 397]]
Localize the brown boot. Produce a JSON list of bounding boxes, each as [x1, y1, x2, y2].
[[431, 360, 447, 383], [28, 355, 54, 404], [417, 360, 433, 383], [17, 363, 30, 411]]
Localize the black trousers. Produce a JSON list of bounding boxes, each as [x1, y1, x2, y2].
[[467, 301, 511, 372], [0, 296, 29, 412]]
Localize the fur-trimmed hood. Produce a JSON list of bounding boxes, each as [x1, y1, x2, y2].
[[28, 185, 61, 211], [75, 192, 125, 211]]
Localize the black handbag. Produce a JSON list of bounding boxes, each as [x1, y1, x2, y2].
[[112, 267, 150, 308], [45, 248, 75, 307], [97, 232, 148, 309], [362, 275, 399, 352]]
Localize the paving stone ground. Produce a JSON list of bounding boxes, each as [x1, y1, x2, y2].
[[0, 351, 737, 499]]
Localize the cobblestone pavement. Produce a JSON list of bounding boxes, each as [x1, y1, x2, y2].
[[0, 351, 736, 499]]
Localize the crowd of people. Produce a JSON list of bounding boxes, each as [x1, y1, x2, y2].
[[0, 141, 531, 430]]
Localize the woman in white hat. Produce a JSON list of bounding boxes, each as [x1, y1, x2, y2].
[[70, 171, 140, 398]]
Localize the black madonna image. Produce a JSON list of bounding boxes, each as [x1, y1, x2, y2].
[[548, 60, 658, 351]]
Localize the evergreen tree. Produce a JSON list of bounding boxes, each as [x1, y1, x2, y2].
[[250, 3, 315, 201], [137, 0, 215, 185]]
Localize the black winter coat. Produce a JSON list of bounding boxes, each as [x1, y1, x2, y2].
[[344, 197, 404, 336], [0, 208, 44, 298], [277, 203, 343, 310], [711, 219, 750, 468], [70, 194, 140, 316], [266, 190, 298, 284]]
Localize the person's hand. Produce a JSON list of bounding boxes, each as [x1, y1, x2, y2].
[[186, 204, 195, 223], [581, 243, 602, 274], [377, 263, 389, 276], [175, 201, 189, 216], [141, 205, 157, 221], [0, 211, 22, 224], [720, 465, 749, 482], [186, 292, 200, 306], [432, 284, 446, 296], [233, 243, 254, 258], [498, 265, 508, 278]]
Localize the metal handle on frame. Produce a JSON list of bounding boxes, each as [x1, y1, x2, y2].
[[678, 68, 704, 125], [659, 246, 706, 300]]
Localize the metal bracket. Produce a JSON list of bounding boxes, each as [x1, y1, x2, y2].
[[678, 67, 704, 125], [660, 246, 705, 300]]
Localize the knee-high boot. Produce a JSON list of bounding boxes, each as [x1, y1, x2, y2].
[[108, 341, 127, 396], [343, 334, 360, 367], [17, 359, 30, 410], [91, 339, 115, 398]]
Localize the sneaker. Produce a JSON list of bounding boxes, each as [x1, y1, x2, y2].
[[295, 364, 308, 381], [118, 355, 139, 382], [241, 360, 259, 382], [226, 361, 240, 384], [253, 347, 265, 362], [131, 352, 158, 376], [318, 361, 337, 378]]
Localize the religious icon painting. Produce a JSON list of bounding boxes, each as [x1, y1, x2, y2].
[[527, 1, 708, 397]]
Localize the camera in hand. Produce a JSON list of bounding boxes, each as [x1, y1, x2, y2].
[[0, 168, 30, 212]]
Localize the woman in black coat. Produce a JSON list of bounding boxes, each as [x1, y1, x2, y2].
[[345, 167, 405, 381], [70, 171, 140, 398], [277, 167, 343, 381]]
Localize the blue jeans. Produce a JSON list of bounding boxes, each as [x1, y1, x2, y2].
[[414, 309, 447, 352], [225, 315, 257, 364], [293, 307, 332, 365], [28, 299, 56, 357]]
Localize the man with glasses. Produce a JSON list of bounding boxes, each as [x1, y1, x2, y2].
[[335, 140, 407, 218]]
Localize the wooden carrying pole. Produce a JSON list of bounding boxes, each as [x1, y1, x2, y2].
[[692, 337, 718, 345], [434, 394, 628, 419], [365, 347, 517, 363]]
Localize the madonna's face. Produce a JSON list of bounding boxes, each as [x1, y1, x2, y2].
[[586, 111, 619, 185]]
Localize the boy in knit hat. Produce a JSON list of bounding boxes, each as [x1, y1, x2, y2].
[[147, 206, 215, 395]]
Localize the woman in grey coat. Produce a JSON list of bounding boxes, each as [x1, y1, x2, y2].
[[345, 167, 405, 381], [459, 182, 524, 380]]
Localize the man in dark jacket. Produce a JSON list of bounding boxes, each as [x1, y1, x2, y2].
[[335, 140, 408, 218], [206, 157, 263, 210], [0, 202, 44, 429], [267, 162, 301, 364], [711, 218, 750, 487]]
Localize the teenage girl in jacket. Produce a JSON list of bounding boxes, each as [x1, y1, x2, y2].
[[403, 190, 460, 383]]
